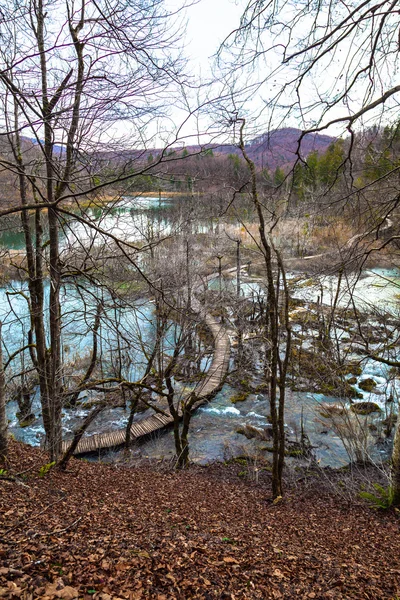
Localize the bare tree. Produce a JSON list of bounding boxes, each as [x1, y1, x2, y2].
[[216, 0, 400, 502], [0, 0, 188, 460], [236, 118, 291, 499], [0, 323, 6, 457]]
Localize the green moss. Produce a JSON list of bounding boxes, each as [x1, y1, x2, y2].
[[239, 378, 251, 388], [286, 449, 303, 457], [114, 280, 147, 297], [347, 377, 357, 385], [340, 363, 362, 377], [299, 278, 315, 288], [231, 392, 249, 404], [227, 455, 248, 466], [350, 402, 381, 415], [358, 378, 377, 392]]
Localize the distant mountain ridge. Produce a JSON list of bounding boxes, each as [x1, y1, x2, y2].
[[182, 127, 336, 171], [22, 127, 336, 172], [247, 127, 336, 170]]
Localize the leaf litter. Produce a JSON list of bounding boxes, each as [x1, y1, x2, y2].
[[1, 442, 400, 599]]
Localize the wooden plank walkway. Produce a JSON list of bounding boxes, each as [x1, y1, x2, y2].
[[61, 276, 230, 455]]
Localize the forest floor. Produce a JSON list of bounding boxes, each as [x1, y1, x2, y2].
[[1, 441, 400, 600]]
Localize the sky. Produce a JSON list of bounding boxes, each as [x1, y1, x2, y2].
[[179, 0, 243, 72], [165, 0, 346, 142], [168, 0, 400, 143]]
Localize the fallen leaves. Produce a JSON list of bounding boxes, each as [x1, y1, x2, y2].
[[1, 441, 400, 599], [223, 557, 239, 564]]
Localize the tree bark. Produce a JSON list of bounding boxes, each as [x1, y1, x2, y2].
[[0, 322, 7, 458], [391, 411, 400, 506], [58, 403, 105, 470], [238, 119, 290, 499]]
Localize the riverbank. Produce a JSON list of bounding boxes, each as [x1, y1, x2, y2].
[[1, 441, 399, 599]]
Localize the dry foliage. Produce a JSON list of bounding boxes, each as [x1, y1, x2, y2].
[[0, 442, 400, 599]]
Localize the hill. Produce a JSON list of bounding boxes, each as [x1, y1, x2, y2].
[[246, 127, 336, 170], [183, 127, 336, 171], [0, 127, 337, 207]]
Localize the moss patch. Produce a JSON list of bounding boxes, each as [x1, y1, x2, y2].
[[359, 378, 377, 392], [230, 392, 249, 404], [350, 402, 381, 415]]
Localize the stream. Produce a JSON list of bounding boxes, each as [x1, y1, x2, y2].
[[2, 196, 400, 468]]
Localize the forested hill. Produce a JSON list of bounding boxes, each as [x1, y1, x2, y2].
[[183, 127, 336, 171], [246, 128, 336, 170]]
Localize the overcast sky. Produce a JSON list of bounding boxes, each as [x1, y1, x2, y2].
[[182, 0, 243, 72], [160, 0, 398, 144]]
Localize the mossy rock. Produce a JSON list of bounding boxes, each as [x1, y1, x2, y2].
[[318, 403, 346, 419], [347, 376, 357, 385], [299, 278, 315, 288], [231, 392, 249, 404], [340, 363, 362, 377], [236, 424, 270, 441], [18, 413, 36, 428], [358, 378, 377, 392], [260, 445, 274, 453], [350, 402, 381, 415]]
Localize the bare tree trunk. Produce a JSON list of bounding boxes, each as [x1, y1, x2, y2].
[[58, 403, 106, 470], [238, 119, 290, 499], [166, 371, 182, 463], [125, 393, 140, 450], [236, 239, 241, 297], [177, 403, 192, 468], [186, 238, 191, 310], [391, 412, 400, 506], [0, 322, 7, 457]]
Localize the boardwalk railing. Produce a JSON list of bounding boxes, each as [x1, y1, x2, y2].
[[61, 276, 230, 456]]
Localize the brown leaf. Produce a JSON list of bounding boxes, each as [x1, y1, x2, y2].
[[272, 569, 284, 579], [223, 557, 239, 564], [56, 587, 79, 600]]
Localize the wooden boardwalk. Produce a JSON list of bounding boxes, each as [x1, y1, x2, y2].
[[61, 279, 230, 455]]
